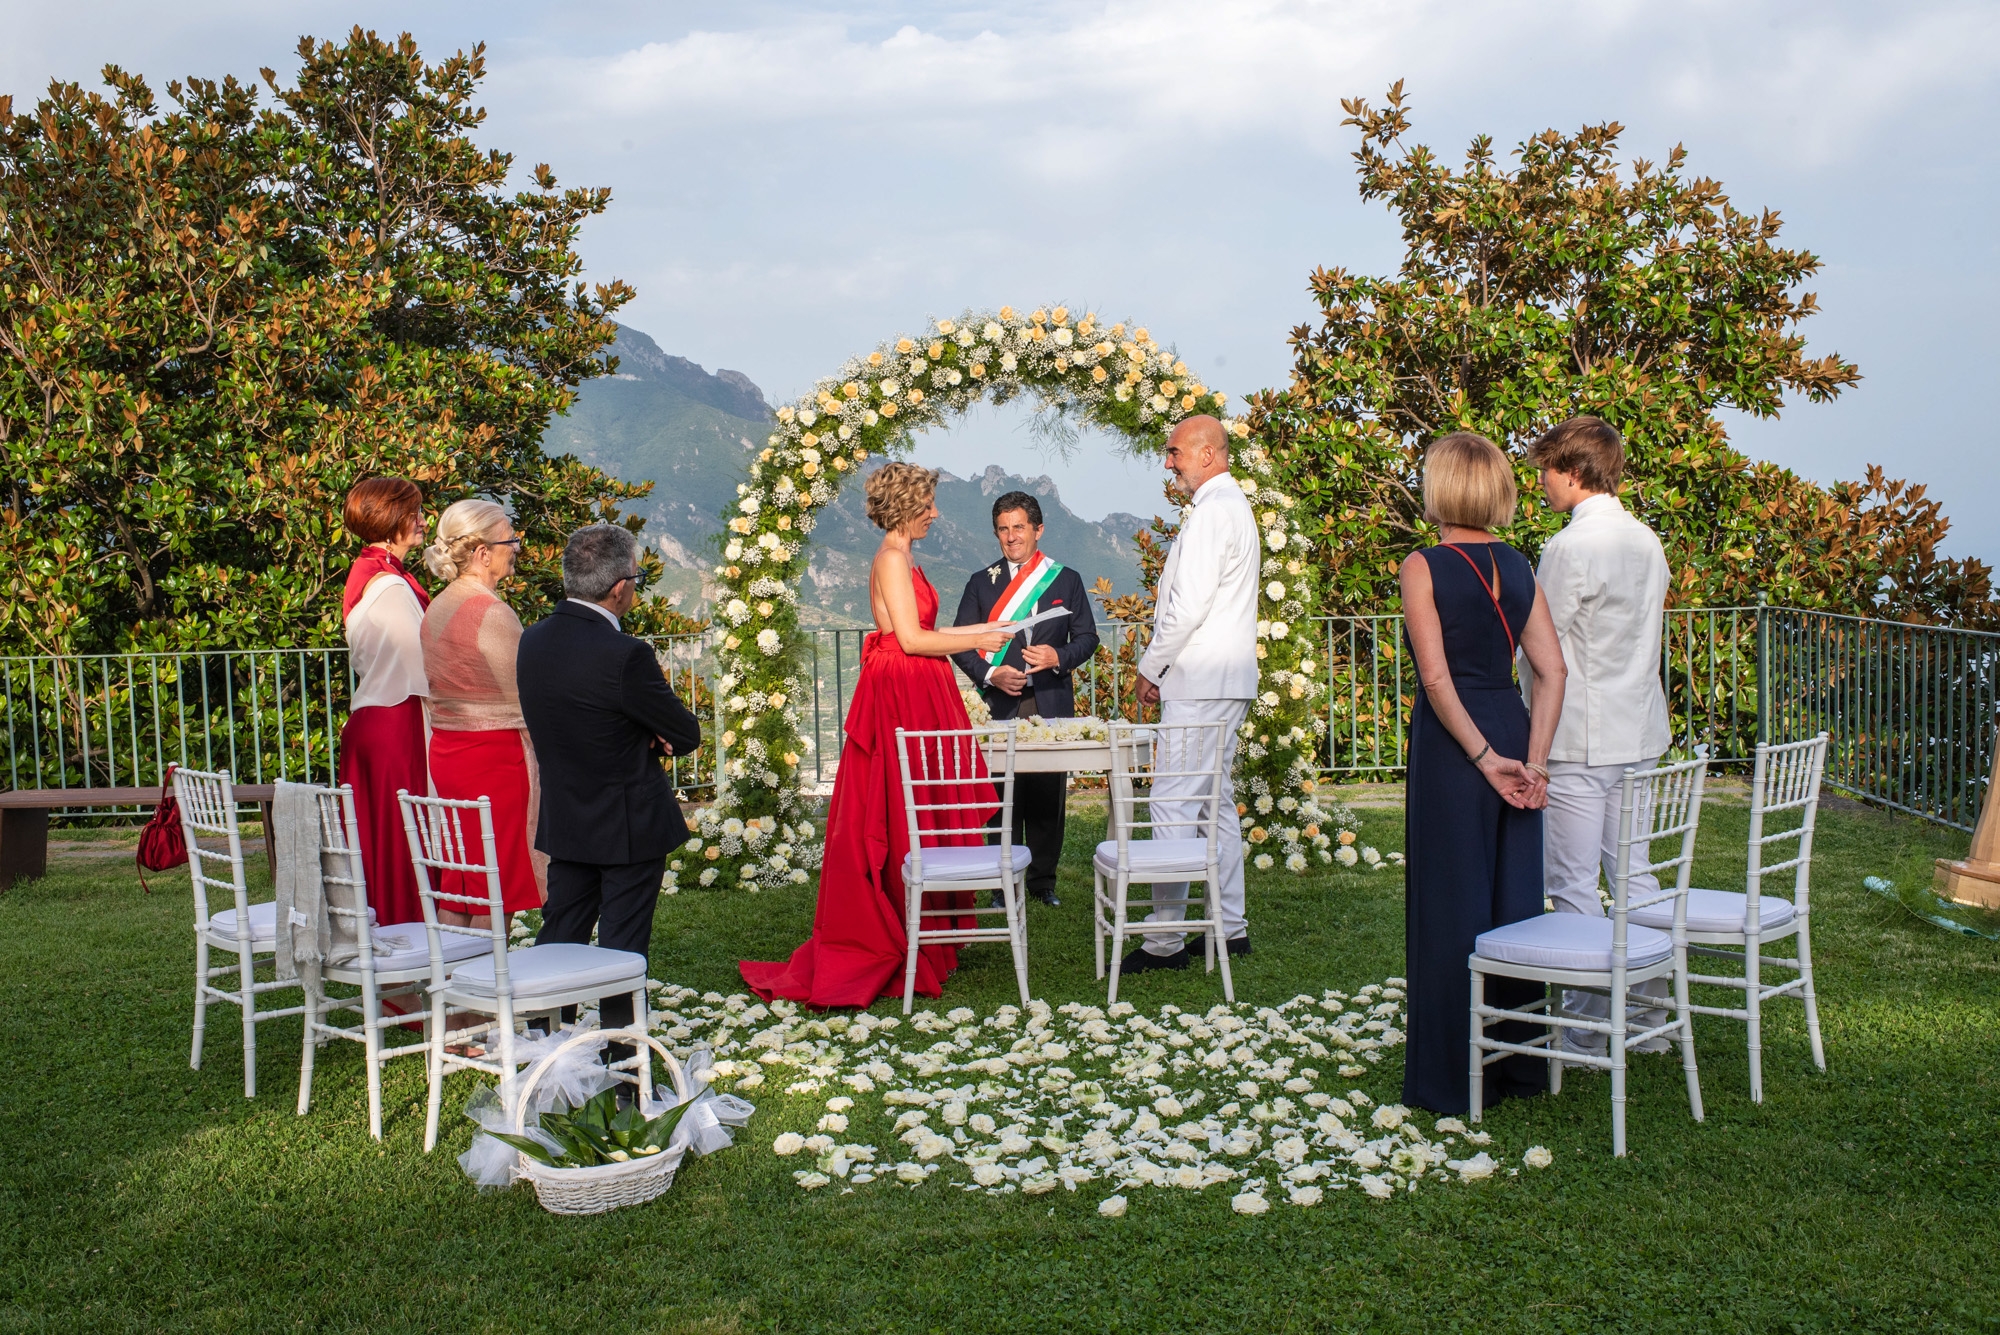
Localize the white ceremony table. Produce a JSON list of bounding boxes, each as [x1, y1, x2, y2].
[[979, 737, 1145, 843]]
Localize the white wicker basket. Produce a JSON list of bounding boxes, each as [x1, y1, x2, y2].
[[510, 1028, 690, 1216]]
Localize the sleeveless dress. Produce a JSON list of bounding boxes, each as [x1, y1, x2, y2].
[[740, 567, 997, 1008], [422, 580, 548, 916], [1402, 542, 1549, 1114]]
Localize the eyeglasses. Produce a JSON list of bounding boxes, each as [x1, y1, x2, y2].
[[485, 537, 524, 550]]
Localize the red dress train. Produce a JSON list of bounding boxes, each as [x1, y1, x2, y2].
[[740, 568, 994, 1007]]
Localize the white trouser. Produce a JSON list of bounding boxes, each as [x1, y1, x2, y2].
[[1545, 756, 1669, 1049], [1139, 697, 1250, 954]]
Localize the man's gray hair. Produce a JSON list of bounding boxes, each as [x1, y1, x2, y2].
[[563, 524, 641, 602]]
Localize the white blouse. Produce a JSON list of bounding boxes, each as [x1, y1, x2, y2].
[[347, 573, 430, 711]]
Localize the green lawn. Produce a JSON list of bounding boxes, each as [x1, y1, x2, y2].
[[2, 789, 1996, 1333]]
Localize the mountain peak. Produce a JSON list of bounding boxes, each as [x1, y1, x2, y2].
[[605, 324, 771, 422]]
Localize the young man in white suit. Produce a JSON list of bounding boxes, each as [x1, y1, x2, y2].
[[1524, 416, 1674, 1053], [1126, 415, 1261, 969]]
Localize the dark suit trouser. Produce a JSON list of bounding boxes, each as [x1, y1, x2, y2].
[[988, 771, 1067, 897], [539, 856, 665, 1064]]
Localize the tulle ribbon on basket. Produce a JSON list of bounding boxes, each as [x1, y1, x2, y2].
[[458, 1027, 754, 1189]]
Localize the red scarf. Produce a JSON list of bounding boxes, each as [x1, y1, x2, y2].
[[343, 546, 430, 619]]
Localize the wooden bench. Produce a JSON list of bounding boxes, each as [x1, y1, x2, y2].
[[0, 784, 278, 891]]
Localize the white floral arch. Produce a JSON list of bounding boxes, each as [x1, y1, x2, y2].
[[670, 305, 1333, 892]]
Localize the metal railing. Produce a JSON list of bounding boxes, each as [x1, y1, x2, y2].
[[5, 608, 1994, 831]]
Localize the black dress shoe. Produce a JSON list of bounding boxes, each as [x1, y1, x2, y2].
[[1032, 888, 1061, 908], [1183, 933, 1251, 956], [1120, 945, 1189, 972]]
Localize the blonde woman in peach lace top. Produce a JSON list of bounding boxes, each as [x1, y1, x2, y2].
[[421, 500, 548, 925]]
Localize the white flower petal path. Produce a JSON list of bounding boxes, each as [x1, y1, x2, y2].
[[643, 975, 1550, 1214]]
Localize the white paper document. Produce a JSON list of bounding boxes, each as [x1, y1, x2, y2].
[[1003, 605, 1071, 637]]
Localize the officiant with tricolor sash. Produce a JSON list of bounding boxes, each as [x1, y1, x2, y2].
[[951, 491, 1101, 906]]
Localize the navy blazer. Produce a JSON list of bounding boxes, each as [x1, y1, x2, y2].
[[517, 601, 703, 865], [951, 560, 1101, 720]]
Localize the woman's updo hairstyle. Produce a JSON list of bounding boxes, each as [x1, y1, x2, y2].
[[423, 498, 511, 581], [864, 462, 939, 533], [342, 476, 422, 545]]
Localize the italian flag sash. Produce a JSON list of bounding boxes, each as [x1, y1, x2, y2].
[[986, 552, 1064, 665]]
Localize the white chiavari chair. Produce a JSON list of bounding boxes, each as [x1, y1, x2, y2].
[[296, 784, 493, 1139], [178, 766, 304, 1098], [1092, 720, 1233, 1006], [398, 791, 651, 1152], [895, 722, 1031, 1014], [1628, 734, 1829, 1101], [1471, 758, 1709, 1156]]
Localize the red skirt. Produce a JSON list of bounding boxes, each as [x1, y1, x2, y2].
[[338, 698, 428, 927], [428, 727, 546, 917], [739, 633, 994, 1007]]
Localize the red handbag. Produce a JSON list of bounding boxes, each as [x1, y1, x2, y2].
[[136, 765, 188, 894]]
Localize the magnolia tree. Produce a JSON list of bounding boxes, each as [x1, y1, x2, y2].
[[671, 305, 1339, 892], [1249, 82, 1995, 627], [0, 31, 682, 657]]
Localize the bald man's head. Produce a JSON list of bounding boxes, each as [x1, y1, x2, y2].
[[1163, 414, 1232, 496]]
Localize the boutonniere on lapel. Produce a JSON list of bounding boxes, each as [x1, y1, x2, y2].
[[988, 565, 1001, 584]]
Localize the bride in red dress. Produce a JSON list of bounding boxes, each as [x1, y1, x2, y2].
[[741, 463, 1015, 1008]]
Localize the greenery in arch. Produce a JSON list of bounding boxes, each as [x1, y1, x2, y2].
[[674, 305, 1332, 893]]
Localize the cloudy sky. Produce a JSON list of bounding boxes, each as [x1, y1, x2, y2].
[[8, 1, 1998, 558]]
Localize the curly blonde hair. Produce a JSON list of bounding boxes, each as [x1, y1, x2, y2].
[[864, 462, 939, 533], [422, 498, 511, 581]]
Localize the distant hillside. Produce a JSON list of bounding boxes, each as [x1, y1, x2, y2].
[[550, 324, 1149, 623]]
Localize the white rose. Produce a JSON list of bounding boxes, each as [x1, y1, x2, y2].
[[1230, 1192, 1270, 1216], [816, 1113, 848, 1133], [797, 410, 816, 427], [1287, 1185, 1324, 1207], [972, 1164, 1006, 1187], [1451, 1152, 1498, 1181], [725, 541, 742, 560], [1336, 846, 1358, 867], [1371, 1104, 1406, 1130], [757, 629, 782, 655], [773, 1133, 806, 1156], [1524, 1145, 1553, 1169], [1098, 1194, 1128, 1218], [1000, 352, 1018, 372], [1359, 1174, 1394, 1200]]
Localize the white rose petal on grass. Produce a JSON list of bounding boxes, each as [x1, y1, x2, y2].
[[816, 1114, 849, 1133], [1230, 1192, 1271, 1216], [1524, 1145, 1554, 1169], [896, 1163, 927, 1184], [1099, 1194, 1129, 1218], [797, 1172, 830, 1190], [1371, 1104, 1406, 1131], [1434, 1117, 1467, 1135], [772, 1132, 806, 1156], [1359, 1174, 1395, 1200], [1449, 1153, 1498, 1182], [972, 1164, 1006, 1187], [1287, 1185, 1324, 1207], [825, 1096, 854, 1112]]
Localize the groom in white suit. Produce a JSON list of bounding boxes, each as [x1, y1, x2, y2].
[[1126, 415, 1261, 970], [1523, 415, 1674, 1053]]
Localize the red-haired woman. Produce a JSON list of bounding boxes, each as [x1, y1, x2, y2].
[[339, 477, 431, 926]]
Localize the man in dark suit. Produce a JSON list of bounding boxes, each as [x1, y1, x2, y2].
[[951, 491, 1101, 907], [518, 524, 701, 1059]]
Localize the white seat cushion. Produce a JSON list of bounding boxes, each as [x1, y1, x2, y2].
[[902, 845, 1034, 883], [446, 943, 646, 1000], [1475, 913, 1673, 972], [209, 900, 277, 944], [361, 929, 493, 975], [1093, 838, 1214, 878], [1629, 888, 1797, 935]]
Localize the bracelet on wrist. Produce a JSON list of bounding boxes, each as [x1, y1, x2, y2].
[[1526, 762, 1550, 779], [1467, 743, 1492, 766]]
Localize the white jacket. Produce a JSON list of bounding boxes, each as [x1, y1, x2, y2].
[[1524, 493, 1671, 765], [1138, 472, 1260, 701]]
